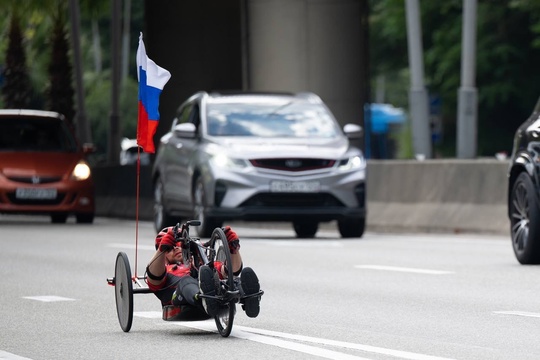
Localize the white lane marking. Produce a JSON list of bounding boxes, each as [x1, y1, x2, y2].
[[494, 311, 540, 318], [135, 312, 454, 360], [233, 325, 455, 360], [354, 265, 454, 275], [0, 350, 34, 360], [22, 296, 76, 302], [258, 240, 344, 247], [108, 243, 155, 251]]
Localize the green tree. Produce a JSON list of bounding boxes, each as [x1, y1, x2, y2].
[[370, 0, 540, 157], [1, 13, 33, 108], [45, 5, 75, 125]]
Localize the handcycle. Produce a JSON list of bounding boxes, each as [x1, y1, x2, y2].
[[107, 220, 263, 337]]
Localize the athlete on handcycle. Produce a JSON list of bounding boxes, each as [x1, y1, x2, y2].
[[146, 225, 261, 319]]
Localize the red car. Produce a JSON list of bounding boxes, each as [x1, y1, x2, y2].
[[0, 109, 95, 223]]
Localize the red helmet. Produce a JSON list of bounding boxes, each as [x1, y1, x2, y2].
[[155, 226, 175, 250]]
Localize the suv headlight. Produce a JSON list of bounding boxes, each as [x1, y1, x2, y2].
[[337, 155, 365, 171], [210, 153, 248, 170], [71, 161, 91, 181]]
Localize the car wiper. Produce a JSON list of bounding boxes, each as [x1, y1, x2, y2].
[[266, 101, 293, 117]]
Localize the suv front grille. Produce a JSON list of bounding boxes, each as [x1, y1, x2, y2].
[[240, 193, 344, 207], [249, 158, 335, 172]]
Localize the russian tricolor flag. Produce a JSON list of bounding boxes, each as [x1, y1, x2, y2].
[[136, 33, 171, 153]]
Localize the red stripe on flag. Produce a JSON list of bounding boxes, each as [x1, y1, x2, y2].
[[137, 101, 153, 153]]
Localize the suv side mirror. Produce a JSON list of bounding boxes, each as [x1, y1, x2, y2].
[[173, 123, 197, 139], [343, 123, 363, 139]]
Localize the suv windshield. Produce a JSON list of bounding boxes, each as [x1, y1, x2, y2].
[[0, 116, 78, 152], [206, 101, 341, 138]]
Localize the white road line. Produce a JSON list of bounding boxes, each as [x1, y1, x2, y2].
[[258, 240, 344, 247], [134, 312, 454, 360], [22, 295, 76, 302], [0, 350, 33, 360], [354, 265, 454, 275], [108, 243, 155, 251], [494, 311, 540, 318]]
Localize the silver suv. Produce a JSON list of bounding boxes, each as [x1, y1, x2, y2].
[[152, 91, 366, 238]]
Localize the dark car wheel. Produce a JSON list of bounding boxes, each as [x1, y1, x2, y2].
[[154, 177, 176, 232], [192, 177, 222, 238], [76, 213, 94, 224], [51, 213, 68, 223], [338, 217, 365, 238], [510, 172, 540, 264], [293, 221, 319, 238]]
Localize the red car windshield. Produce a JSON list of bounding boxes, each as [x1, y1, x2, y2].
[[0, 116, 78, 152]]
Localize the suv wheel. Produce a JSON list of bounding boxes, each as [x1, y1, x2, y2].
[[510, 172, 540, 264], [338, 217, 365, 238], [154, 177, 176, 232], [293, 221, 319, 238], [192, 177, 221, 238]]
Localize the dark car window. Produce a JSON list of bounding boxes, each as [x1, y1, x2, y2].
[[0, 116, 78, 152], [177, 103, 194, 125], [534, 96, 540, 114], [206, 101, 341, 138]]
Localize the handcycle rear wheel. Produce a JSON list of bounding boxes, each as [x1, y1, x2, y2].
[[208, 227, 235, 337], [114, 252, 134, 332]]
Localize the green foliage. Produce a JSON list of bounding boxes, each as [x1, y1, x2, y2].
[[85, 73, 139, 159], [1, 14, 33, 108], [370, 0, 540, 158], [45, 10, 75, 125]]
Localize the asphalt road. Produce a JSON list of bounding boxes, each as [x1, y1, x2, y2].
[[1, 216, 539, 360]]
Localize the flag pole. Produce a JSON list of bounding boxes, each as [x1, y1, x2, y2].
[[134, 146, 141, 278]]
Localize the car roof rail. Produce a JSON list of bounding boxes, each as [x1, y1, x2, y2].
[[209, 90, 296, 97], [294, 92, 322, 103]]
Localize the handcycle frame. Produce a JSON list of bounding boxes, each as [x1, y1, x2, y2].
[[107, 220, 263, 337]]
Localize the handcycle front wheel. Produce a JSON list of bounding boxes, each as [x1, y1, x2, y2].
[[114, 252, 134, 332], [208, 227, 235, 337]]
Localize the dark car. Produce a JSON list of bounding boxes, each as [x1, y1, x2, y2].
[[152, 91, 366, 238], [0, 109, 95, 223], [508, 97, 540, 263]]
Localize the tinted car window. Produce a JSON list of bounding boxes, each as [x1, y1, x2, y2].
[[206, 101, 341, 138], [0, 116, 77, 152]]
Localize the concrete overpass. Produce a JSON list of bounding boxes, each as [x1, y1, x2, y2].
[[143, 0, 369, 146]]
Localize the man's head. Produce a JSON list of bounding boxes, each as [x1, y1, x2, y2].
[[155, 227, 183, 263]]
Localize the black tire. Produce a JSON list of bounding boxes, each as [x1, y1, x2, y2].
[[51, 213, 68, 223], [114, 252, 134, 332], [76, 213, 94, 224], [510, 172, 540, 264], [338, 217, 365, 238], [208, 227, 235, 337], [293, 221, 319, 238], [153, 177, 177, 232], [192, 177, 222, 238]]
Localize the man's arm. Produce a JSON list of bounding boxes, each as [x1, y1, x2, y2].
[[147, 231, 176, 286], [146, 250, 167, 286]]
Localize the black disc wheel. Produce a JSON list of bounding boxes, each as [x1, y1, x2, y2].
[[510, 172, 540, 264], [114, 252, 134, 332], [208, 228, 235, 337]]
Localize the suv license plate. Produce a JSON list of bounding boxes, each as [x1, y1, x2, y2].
[[270, 181, 320, 193], [16, 188, 57, 199]]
